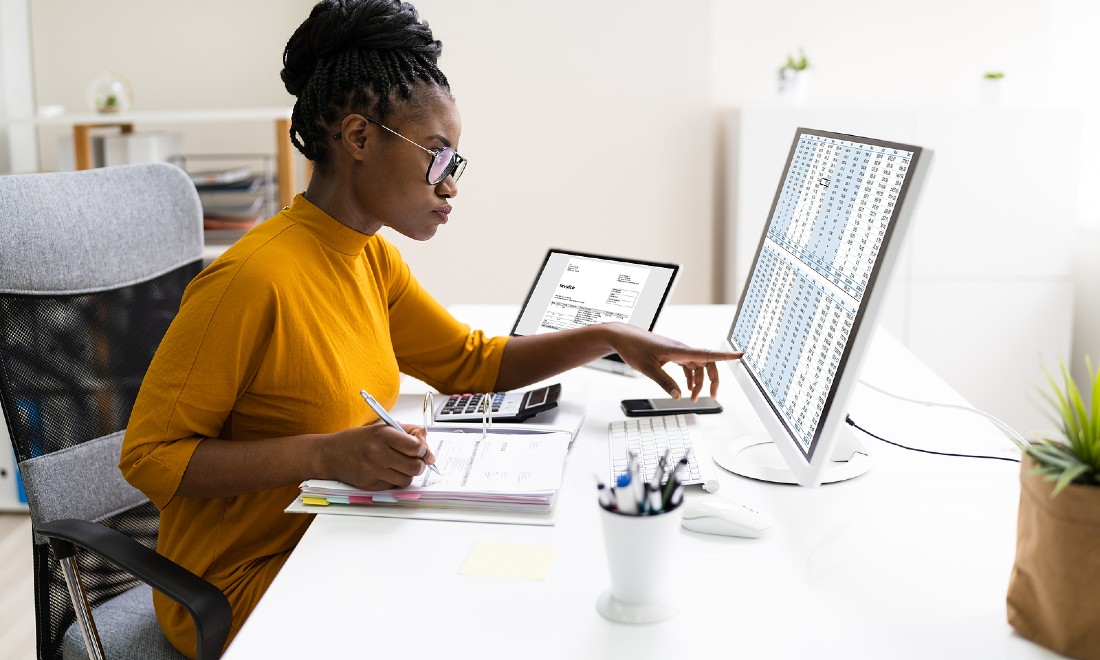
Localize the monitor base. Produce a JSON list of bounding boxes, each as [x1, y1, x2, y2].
[[711, 427, 871, 485]]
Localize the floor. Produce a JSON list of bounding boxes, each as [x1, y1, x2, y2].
[[0, 511, 36, 660]]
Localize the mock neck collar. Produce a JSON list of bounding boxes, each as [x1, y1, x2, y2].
[[283, 194, 373, 255]]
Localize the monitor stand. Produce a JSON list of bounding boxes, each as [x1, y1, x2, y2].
[[710, 426, 872, 485]]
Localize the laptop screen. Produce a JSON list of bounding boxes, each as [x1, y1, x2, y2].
[[511, 250, 679, 346]]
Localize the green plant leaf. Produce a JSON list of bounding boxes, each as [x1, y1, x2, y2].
[[1031, 357, 1100, 495], [1053, 463, 1090, 495], [1088, 356, 1099, 462]]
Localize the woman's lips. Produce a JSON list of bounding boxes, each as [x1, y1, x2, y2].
[[433, 204, 452, 222]]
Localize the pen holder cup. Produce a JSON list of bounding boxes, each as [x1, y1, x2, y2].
[[596, 503, 684, 624]]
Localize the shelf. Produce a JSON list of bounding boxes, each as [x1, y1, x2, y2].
[[0, 107, 300, 208]]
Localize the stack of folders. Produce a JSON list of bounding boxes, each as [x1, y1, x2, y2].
[[190, 166, 274, 232], [295, 428, 574, 515]]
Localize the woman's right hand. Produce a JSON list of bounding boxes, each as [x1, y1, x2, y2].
[[324, 422, 433, 491]]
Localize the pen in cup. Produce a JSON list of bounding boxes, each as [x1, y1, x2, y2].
[[615, 471, 637, 515], [359, 389, 441, 476], [597, 482, 612, 509], [662, 456, 688, 507]]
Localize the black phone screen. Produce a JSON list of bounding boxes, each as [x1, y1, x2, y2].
[[620, 397, 723, 416]]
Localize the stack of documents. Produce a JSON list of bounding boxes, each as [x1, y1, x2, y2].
[[295, 428, 574, 516]]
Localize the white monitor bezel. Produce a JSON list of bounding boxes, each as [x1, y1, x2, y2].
[[722, 128, 932, 487]]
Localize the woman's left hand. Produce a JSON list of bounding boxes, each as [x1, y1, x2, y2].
[[608, 324, 743, 401]]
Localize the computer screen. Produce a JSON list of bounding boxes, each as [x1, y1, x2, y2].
[[719, 128, 929, 487], [511, 249, 678, 372]]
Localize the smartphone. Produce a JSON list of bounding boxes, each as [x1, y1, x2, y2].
[[620, 397, 723, 417]]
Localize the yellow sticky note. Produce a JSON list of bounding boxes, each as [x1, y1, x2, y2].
[[459, 541, 558, 581], [301, 497, 330, 506]]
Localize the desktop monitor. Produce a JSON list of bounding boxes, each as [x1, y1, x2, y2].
[[716, 128, 930, 487]]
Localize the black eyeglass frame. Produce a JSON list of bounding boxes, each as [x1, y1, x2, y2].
[[331, 116, 467, 185]]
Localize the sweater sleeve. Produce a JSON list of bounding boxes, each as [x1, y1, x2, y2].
[[119, 259, 275, 509], [379, 239, 509, 394]]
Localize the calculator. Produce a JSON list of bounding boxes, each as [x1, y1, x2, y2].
[[433, 383, 561, 423]]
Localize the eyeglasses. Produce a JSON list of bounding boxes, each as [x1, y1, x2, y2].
[[332, 116, 467, 185]]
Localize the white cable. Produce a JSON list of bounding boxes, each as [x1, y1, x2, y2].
[[858, 379, 1029, 449]]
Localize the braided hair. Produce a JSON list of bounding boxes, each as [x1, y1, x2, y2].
[[281, 0, 450, 170]]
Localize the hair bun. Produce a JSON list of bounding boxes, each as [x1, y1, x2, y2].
[[282, 0, 441, 97]]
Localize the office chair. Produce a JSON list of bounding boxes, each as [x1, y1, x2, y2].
[[0, 163, 232, 660]]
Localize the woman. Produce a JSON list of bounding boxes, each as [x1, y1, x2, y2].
[[120, 0, 741, 655]]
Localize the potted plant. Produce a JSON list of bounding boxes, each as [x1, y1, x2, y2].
[[981, 70, 1004, 106], [777, 48, 811, 106], [1006, 358, 1100, 658], [86, 70, 133, 114]]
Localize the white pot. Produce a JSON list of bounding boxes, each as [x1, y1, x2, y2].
[[980, 78, 1002, 106], [778, 69, 811, 106]]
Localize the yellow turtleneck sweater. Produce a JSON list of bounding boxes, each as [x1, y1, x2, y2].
[[120, 194, 508, 657]]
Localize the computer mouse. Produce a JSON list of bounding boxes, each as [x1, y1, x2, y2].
[[680, 497, 772, 538]]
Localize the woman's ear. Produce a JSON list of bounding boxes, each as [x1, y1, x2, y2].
[[336, 114, 371, 159]]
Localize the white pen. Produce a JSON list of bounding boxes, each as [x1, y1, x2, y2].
[[359, 390, 441, 475]]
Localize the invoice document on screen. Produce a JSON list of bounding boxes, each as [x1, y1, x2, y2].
[[537, 257, 652, 333]]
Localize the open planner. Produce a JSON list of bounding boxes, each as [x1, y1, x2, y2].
[[295, 427, 572, 513], [285, 392, 585, 525]]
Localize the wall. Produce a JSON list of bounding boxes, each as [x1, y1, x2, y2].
[[28, 0, 715, 307], [1072, 227, 1100, 402], [373, 0, 715, 307], [710, 0, 1053, 108], [0, 0, 36, 173], [1050, 0, 1100, 403]]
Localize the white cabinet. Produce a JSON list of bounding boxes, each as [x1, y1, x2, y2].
[[722, 105, 1079, 436]]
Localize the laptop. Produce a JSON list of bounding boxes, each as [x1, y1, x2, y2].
[[510, 249, 680, 374]]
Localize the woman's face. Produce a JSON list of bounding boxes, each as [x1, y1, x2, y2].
[[353, 89, 461, 241]]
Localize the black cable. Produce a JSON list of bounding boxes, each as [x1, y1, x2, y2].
[[845, 415, 1021, 464]]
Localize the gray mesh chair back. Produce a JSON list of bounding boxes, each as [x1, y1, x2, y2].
[[0, 163, 209, 659]]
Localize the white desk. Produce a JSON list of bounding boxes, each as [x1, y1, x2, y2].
[[223, 305, 1056, 660]]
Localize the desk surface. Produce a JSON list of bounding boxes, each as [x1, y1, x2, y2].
[[223, 305, 1055, 660]]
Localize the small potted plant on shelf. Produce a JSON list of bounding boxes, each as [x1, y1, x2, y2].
[[86, 70, 133, 114], [1006, 358, 1100, 659], [981, 70, 1005, 106], [98, 94, 119, 113], [777, 48, 811, 106]]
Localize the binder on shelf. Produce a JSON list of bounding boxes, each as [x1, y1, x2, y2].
[[188, 165, 253, 187], [201, 197, 265, 221], [198, 186, 268, 209], [171, 154, 278, 236]]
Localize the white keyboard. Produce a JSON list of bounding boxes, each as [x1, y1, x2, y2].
[[608, 415, 720, 493]]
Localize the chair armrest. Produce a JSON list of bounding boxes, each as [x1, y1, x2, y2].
[[37, 519, 232, 660]]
